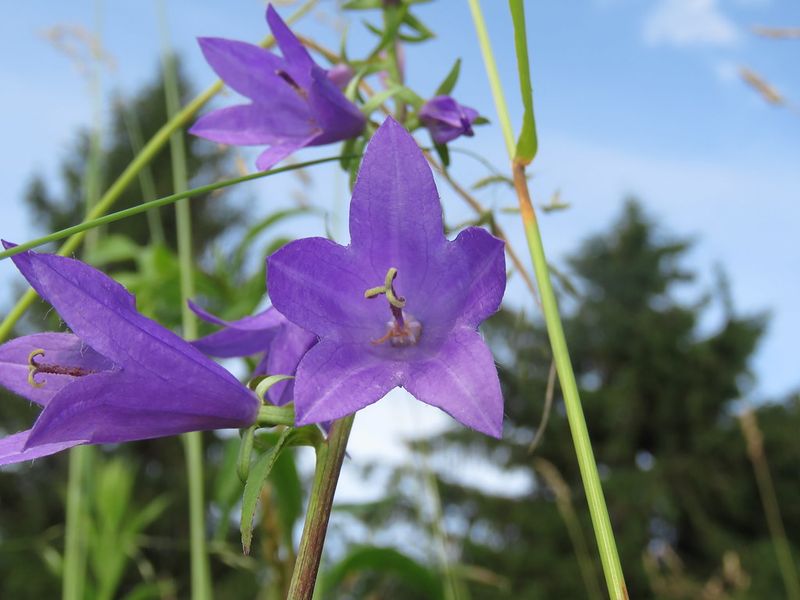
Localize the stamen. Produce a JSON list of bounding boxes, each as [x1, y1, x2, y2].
[[276, 69, 307, 98], [27, 348, 97, 388], [364, 268, 422, 347]]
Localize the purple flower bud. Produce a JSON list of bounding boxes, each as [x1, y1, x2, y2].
[[419, 95, 480, 145]]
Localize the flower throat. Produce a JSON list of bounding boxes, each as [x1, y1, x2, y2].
[[364, 268, 422, 347]]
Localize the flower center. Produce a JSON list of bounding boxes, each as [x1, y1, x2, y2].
[[364, 267, 422, 347], [27, 349, 96, 388]]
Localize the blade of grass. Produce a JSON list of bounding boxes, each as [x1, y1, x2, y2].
[[64, 3, 105, 596], [0, 0, 317, 344], [468, 1, 628, 598], [158, 3, 206, 596], [739, 410, 800, 600]]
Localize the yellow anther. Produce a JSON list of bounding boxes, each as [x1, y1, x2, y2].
[[27, 349, 46, 388], [363, 267, 405, 308]]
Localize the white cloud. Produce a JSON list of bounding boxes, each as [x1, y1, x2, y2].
[[643, 0, 740, 47]]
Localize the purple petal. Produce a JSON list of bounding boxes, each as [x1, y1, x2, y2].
[[26, 370, 256, 448], [0, 333, 113, 407], [413, 226, 505, 333], [268, 237, 385, 342], [307, 67, 365, 145], [349, 118, 446, 294], [0, 430, 85, 467], [404, 328, 503, 438], [293, 340, 402, 426], [5, 245, 258, 420], [255, 133, 320, 171], [196, 37, 293, 102], [189, 103, 316, 147], [260, 322, 317, 406], [266, 5, 314, 89], [190, 303, 283, 357], [190, 301, 283, 331]]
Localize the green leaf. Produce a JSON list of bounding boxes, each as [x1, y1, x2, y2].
[[472, 174, 516, 191], [240, 428, 293, 554], [342, 0, 382, 9], [435, 58, 462, 96], [361, 84, 405, 115], [317, 546, 445, 598], [509, 0, 538, 163], [399, 11, 435, 42]]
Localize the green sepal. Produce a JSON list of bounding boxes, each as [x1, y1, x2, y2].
[[237, 425, 257, 483], [251, 374, 295, 402]]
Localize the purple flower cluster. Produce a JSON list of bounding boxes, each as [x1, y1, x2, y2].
[[0, 5, 506, 466]]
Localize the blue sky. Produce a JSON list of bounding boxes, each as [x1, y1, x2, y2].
[[0, 1, 798, 465]]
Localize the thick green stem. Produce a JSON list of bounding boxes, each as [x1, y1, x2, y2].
[[512, 165, 627, 600], [0, 0, 316, 344], [287, 416, 354, 599], [468, 1, 627, 598]]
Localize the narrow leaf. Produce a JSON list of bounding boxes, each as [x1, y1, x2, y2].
[[240, 428, 292, 554], [435, 59, 462, 96], [509, 0, 538, 163]]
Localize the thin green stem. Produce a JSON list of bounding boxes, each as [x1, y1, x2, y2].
[[465, 0, 515, 158], [468, 2, 627, 598], [0, 0, 317, 344], [159, 4, 209, 595], [118, 97, 166, 245], [0, 156, 356, 264], [287, 416, 354, 600]]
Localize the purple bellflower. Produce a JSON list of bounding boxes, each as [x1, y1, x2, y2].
[[190, 5, 365, 171], [189, 302, 316, 406], [419, 95, 479, 145], [267, 118, 506, 437], [0, 245, 259, 466]]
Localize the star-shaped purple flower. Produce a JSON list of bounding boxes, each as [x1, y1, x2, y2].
[[0, 245, 259, 466], [190, 5, 366, 171], [189, 302, 316, 406], [267, 118, 506, 437], [419, 95, 479, 145]]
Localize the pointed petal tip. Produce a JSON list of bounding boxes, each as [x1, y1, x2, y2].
[[1, 240, 15, 250]]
